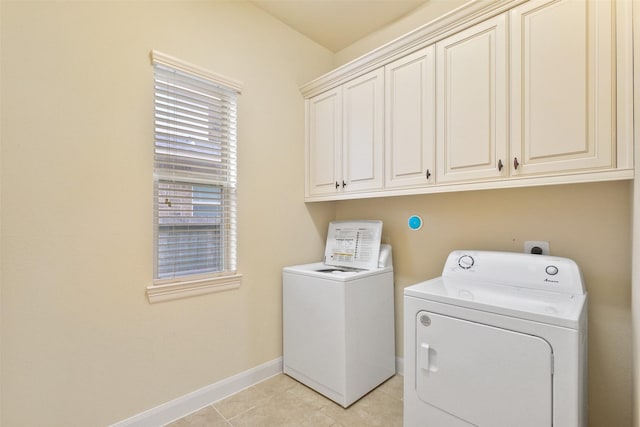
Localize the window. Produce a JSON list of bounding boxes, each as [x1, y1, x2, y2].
[[147, 51, 242, 303]]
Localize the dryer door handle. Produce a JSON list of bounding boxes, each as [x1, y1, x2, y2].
[[420, 343, 430, 371]]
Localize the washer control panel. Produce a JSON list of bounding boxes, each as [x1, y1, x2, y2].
[[444, 250, 585, 296]]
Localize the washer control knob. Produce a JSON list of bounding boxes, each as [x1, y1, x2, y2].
[[545, 265, 559, 276], [458, 255, 475, 269]]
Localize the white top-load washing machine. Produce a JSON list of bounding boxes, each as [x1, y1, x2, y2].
[[283, 220, 395, 407], [404, 250, 587, 427]]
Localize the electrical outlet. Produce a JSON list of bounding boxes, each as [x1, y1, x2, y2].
[[524, 240, 550, 255]]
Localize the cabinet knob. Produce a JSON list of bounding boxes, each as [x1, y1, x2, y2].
[[335, 181, 339, 189], [426, 169, 431, 179], [342, 180, 346, 188], [513, 157, 520, 170], [498, 159, 503, 172]]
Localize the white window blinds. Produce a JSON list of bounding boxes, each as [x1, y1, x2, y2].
[[152, 52, 240, 282]]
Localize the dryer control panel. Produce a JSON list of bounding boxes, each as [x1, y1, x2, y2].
[[443, 250, 585, 296]]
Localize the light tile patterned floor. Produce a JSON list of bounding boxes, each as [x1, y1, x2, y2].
[[167, 374, 403, 427]]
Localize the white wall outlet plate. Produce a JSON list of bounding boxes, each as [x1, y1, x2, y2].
[[524, 240, 550, 255]]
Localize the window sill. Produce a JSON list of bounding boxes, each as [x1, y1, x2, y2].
[[146, 273, 242, 303]]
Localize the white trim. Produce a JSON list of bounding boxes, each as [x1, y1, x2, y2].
[[631, 1, 640, 425], [304, 169, 634, 202], [616, 0, 635, 169], [110, 358, 283, 427], [146, 274, 242, 303], [396, 356, 404, 376], [150, 49, 243, 93]]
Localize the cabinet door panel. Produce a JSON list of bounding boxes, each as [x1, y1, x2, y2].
[[385, 46, 436, 189], [343, 69, 384, 192], [436, 14, 507, 184], [307, 88, 342, 196], [510, 0, 614, 175]]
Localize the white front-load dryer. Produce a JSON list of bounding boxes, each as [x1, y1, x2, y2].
[[404, 250, 587, 427]]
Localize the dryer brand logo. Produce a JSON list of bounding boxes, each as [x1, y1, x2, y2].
[[544, 278, 559, 284], [420, 315, 431, 326]]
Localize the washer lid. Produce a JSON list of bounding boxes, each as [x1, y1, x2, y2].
[[323, 220, 383, 270], [283, 262, 392, 281]]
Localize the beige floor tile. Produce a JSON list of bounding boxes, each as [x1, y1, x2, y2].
[[228, 400, 336, 427], [167, 405, 231, 427], [319, 381, 403, 427], [283, 379, 338, 410], [214, 374, 298, 420], [169, 374, 404, 427], [377, 375, 404, 399], [228, 378, 340, 426]]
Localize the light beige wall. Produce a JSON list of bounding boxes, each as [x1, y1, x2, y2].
[[0, 0, 3, 422], [0, 1, 334, 425], [633, 1, 640, 425], [335, 181, 633, 426], [333, 0, 468, 67], [2, 1, 635, 427], [0, 0, 3, 421]]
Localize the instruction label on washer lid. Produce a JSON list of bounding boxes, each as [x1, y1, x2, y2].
[[324, 220, 382, 270]]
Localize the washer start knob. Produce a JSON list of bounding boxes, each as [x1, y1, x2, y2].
[[458, 255, 475, 269]]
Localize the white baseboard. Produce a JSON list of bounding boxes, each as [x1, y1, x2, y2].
[[110, 357, 283, 427]]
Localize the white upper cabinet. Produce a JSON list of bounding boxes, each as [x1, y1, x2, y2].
[[509, 0, 615, 176], [342, 69, 385, 193], [301, 0, 632, 201], [306, 87, 342, 197], [385, 46, 436, 189], [435, 14, 508, 184], [305, 69, 384, 197]]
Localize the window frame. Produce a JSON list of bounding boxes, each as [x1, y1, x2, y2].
[[147, 50, 243, 303]]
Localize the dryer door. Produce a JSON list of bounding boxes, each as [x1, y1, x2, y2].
[[416, 310, 552, 426]]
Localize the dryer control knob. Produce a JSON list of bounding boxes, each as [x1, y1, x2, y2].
[[458, 255, 475, 269], [545, 265, 559, 275]]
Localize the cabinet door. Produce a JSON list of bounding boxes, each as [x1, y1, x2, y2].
[[342, 69, 384, 193], [436, 14, 507, 184], [307, 87, 342, 196], [510, 0, 614, 176], [385, 46, 436, 189]]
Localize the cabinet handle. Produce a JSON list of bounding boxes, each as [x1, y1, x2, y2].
[[498, 159, 503, 172], [335, 181, 339, 189], [426, 169, 431, 180], [513, 157, 520, 170], [342, 180, 346, 188]]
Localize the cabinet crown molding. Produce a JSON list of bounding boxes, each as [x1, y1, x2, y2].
[[300, 0, 525, 98]]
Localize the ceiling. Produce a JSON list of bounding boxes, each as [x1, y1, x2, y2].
[[251, 0, 429, 52]]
